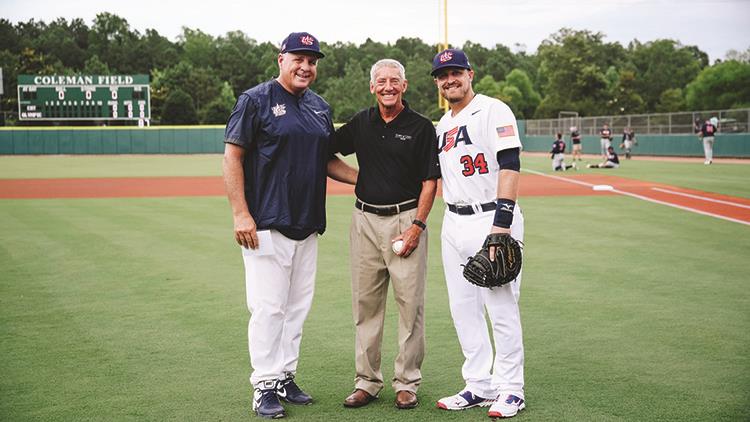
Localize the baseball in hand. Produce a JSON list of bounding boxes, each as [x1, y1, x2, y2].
[[392, 240, 404, 254]]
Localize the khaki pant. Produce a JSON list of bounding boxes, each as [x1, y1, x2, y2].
[[349, 202, 427, 396]]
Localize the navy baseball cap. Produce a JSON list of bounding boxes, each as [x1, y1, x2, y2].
[[280, 32, 325, 58], [431, 48, 471, 76]]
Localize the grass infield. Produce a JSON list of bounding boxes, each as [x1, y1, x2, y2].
[[1, 155, 748, 421]]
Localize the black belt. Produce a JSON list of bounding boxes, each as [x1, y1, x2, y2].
[[447, 201, 496, 215], [355, 199, 417, 216]]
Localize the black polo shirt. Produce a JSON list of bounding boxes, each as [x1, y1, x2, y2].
[[332, 102, 440, 205]]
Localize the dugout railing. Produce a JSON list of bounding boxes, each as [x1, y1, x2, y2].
[[525, 108, 750, 137]]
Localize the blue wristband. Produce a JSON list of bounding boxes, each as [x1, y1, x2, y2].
[[493, 198, 516, 228]]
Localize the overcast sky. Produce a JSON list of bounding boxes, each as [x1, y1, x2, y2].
[[3, 0, 749, 62]]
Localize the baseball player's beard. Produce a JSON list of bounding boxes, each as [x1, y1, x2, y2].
[[441, 85, 468, 103]]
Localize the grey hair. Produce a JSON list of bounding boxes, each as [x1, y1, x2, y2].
[[370, 59, 406, 84]]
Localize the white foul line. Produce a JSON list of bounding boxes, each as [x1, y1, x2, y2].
[[523, 169, 750, 226], [523, 169, 598, 188], [650, 187, 750, 210]]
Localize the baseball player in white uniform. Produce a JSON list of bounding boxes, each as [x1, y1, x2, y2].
[[431, 49, 526, 419]]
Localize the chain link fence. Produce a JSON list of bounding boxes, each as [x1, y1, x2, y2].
[[525, 108, 750, 137]]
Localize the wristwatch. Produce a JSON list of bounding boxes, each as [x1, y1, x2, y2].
[[412, 219, 427, 230]]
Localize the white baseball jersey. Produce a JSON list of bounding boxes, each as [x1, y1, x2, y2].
[[435, 94, 522, 205]]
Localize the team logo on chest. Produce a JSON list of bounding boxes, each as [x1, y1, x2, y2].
[[272, 103, 286, 117], [439, 125, 472, 152]]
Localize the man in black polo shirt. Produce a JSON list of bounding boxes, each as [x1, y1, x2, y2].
[[223, 31, 357, 419], [333, 59, 440, 410]]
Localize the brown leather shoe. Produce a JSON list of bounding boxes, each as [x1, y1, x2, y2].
[[395, 390, 418, 409], [343, 389, 376, 408]]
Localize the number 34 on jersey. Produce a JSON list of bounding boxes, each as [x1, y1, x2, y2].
[[438, 124, 488, 178]]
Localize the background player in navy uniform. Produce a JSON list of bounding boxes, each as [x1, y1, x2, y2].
[[223, 31, 357, 419], [550, 132, 575, 171], [619, 127, 637, 159], [570, 125, 582, 161], [587, 145, 620, 168], [700, 118, 718, 165], [333, 59, 440, 410], [599, 123, 613, 159]]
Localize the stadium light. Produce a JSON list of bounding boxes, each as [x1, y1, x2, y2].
[[438, 0, 449, 112]]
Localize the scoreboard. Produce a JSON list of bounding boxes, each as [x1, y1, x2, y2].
[[17, 74, 150, 122]]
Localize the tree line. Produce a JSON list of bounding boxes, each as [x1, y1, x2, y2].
[[1, 13, 748, 124]]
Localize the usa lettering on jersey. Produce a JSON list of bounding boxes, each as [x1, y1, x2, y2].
[[439, 125, 472, 152]]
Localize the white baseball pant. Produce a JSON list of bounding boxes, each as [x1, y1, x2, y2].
[[703, 136, 714, 162], [552, 153, 566, 170], [441, 205, 525, 399], [603, 161, 620, 168], [242, 230, 317, 387]]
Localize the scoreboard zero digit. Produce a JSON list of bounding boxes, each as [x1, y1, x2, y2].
[[17, 74, 150, 123]]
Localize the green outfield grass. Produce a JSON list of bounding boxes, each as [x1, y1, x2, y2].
[[1, 155, 749, 421], [0, 155, 223, 179]]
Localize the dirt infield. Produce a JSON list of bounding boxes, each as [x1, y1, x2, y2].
[[1, 174, 748, 224]]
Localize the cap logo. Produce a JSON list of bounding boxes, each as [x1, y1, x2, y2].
[[439, 51, 453, 63], [300, 35, 314, 45]]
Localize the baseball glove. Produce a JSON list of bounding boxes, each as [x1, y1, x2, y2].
[[462, 233, 523, 288]]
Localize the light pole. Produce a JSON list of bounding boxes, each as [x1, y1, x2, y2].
[[438, 0, 449, 112]]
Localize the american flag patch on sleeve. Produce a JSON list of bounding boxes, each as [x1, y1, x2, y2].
[[496, 125, 515, 138]]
